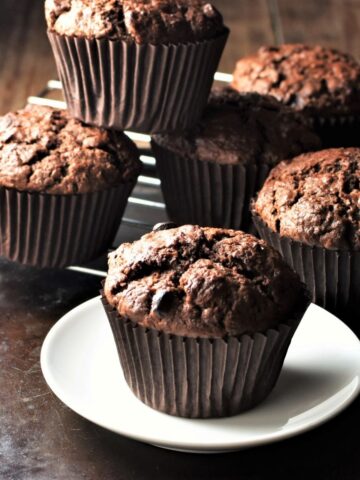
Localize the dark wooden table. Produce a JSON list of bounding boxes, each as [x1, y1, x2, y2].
[[1, 1, 360, 479]]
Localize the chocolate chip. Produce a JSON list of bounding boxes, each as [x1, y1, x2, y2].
[[151, 290, 174, 317], [152, 222, 178, 232], [343, 176, 359, 194]]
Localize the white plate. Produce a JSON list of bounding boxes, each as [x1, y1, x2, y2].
[[41, 297, 360, 453]]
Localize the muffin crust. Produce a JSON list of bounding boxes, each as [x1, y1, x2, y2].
[[45, 0, 224, 44], [0, 105, 141, 194], [254, 148, 360, 250], [231, 44, 360, 117], [104, 224, 308, 337], [153, 87, 320, 166]]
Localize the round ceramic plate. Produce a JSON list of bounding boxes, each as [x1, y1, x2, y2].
[[41, 297, 360, 453]]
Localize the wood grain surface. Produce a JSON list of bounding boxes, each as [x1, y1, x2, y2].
[[0, 0, 57, 114]]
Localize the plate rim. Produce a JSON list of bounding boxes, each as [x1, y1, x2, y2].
[[40, 296, 360, 453]]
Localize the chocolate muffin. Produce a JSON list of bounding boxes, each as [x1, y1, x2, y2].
[[152, 87, 321, 231], [46, 0, 224, 43], [231, 44, 360, 147], [46, 0, 229, 133], [0, 104, 140, 193], [102, 224, 310, 417], [253, 147, 360, 327], [0, 104, 141, 268]]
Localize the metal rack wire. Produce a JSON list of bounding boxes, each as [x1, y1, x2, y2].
[[27, 73, 232, 276]]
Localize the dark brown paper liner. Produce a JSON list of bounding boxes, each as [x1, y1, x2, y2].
[[311, 113, 360, 148], [48, 30, 228, 134], [152, 141, 270, 231], [101, 295, 304, 418], [0, 182, 135, 268], [252, 213, 360, 327]]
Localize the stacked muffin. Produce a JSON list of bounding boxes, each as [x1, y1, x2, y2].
[[46, 0, 228, 132], [0, 0, 228, 268]]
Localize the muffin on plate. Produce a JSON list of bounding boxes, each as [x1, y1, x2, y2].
[[252, 147, 360, 329], [45, 0, 228, 133], [0, 104, 141, 268], [231, 44, 360, 147], [152, 87, 320, 231], [102, 223, 310, 418]]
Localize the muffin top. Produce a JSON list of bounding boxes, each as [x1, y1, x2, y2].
[[45, 0, 225, 44], [0, 104, 141, 194], [153, 87, 320, 166], [253, 148, 360, 250], [104, 224, 309, 338], [231, 44, 360, 117]]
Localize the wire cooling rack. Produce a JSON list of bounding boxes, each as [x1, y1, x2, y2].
[[26, 72, 232, 276]]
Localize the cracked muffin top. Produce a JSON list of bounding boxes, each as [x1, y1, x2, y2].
[[0, 104, 141, 194], [104, 224, 310, 337], [231, 44, 360, 117], [152, 87, 321, 166], [45, 0, 225, 44], [253, 148, 360, 250]]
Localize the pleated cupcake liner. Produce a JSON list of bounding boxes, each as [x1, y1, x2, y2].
[[152, 141, 270, 232], [252, 213, 360, 330], [311, 113, 360, 148], [101, 295, 305, 418], [0, 182, 135, 268], [48, 30, 228, 134]]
